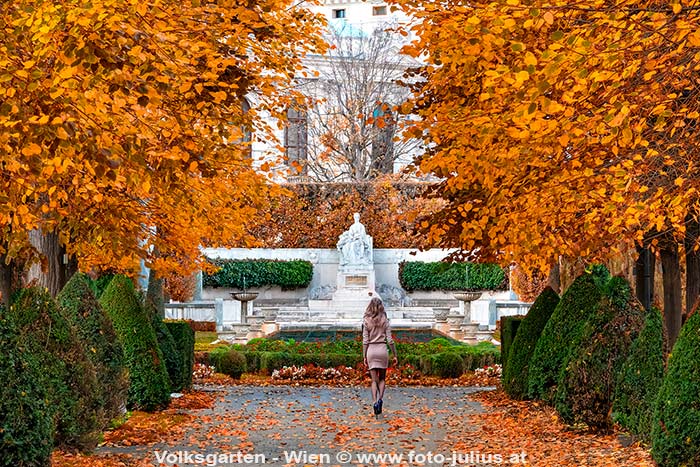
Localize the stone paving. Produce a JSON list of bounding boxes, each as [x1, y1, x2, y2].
[[98, 384, 491, 466]]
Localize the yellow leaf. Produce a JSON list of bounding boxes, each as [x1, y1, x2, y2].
[[673, 3, 682, 14], [558, 134, 569, 147], [543, 11, 554, 25], [524, 52, 538, 66], [59, 67, 75, 80], [143, 180, 151, 193], [675, 177, 684, 187], [38, 115, 50, 124], [515, 70, 530, 82], [21, 143, 42, 156]]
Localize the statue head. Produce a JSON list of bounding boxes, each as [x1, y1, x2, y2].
[[353, 212, 361, 223]]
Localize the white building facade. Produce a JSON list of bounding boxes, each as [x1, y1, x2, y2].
[[249, 0, 423, 183]]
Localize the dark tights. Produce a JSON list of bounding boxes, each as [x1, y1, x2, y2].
[[369, 368, 387, 403]]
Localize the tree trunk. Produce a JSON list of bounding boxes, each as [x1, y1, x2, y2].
[[685, 217, 700, 317], [547, 259, 561, 295], [660, 244, 683, 348], [146, 268, 165, 319], [0, 254, 13, 308], [635, 244, 655, 311], [26, 229, 70, 296]]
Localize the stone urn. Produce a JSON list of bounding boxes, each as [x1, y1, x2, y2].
[[230, 291, 259, 324], [453, 291, 482, 322], [433, 307, 450, 323], [261, 307, 279, 323]]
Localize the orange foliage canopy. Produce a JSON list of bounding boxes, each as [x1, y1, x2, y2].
[[248, 176, 443, 249], [394, 0, 700, 271], [0, 0, 326, 278]]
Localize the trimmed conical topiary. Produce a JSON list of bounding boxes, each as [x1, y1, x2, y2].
[[0, 312, 53, 466], [99, 275, 171, 411], [57, 273, 129, 424], [165, 321, 195, 390], [652, 310, 700, 466], [554, 276, 645, 430], [613, 307, 665, 442], [8, 287, 102, 451], [144, 272, 184, 392], [502, 287, 559, 400], [527, 266, 609, 402]]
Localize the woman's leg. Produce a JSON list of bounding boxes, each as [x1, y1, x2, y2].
[[369, 369, 379, 403], [377, 368, 387, 401]]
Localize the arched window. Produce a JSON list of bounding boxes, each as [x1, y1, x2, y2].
[[371, 103, 396, 174], [284, 105, 308, 174]]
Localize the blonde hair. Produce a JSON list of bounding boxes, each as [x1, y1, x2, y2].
[[364, 297, 387, 330]]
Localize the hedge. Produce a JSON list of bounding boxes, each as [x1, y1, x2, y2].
[[613, 308, 665, 442], [527, 266, 609, 402], [165, 321, 195, 390], [0, 313, 53, 467], [553, 277, 645, 430], [399, 261, 507, 291], [502, 287, 559, 400], [9, 287, 102, 451], [652, 310, 700, 466], [203, 259, 313, 289], [500, 316, 524, 374], [57, 273, 128, 424], [99, 275, 171, 411], [206, 339, 500, 377]]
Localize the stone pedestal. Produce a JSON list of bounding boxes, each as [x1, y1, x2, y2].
[[447, 313, 464, 341], [246, 316, 265, 340], [261, 307, 279, 336], [432, 307, 451, 335], [330, 267, 378, 316]]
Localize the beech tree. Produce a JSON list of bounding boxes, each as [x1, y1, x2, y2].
[[395, 0, 700, 345], [0, 0, 325, 303]]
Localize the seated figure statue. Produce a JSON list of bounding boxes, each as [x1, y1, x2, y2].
[[337, 213, 373, 267]]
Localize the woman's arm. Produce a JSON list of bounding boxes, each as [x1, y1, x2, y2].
[[362, 323, 369, 366], [386, 322, 398, 366]]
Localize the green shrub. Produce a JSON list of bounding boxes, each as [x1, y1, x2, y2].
[[399, 261, 507, 291], [87, 273, 115, 299], [57, 273, 128, 424], [9, 287, 102, 451], [151, 316, 184, 392], [554, 277, 645, 430], [0, 313, 53, 466], [431, 352, 465, 378], [99, 275, 171, 411], [203, 259, 313, 289], [613, 308, 665, 442], [502, 287, 559, 400], [216, 350, 247, 379], [651, 311, 700, 466], [528, 267, 609, 402], [165, 322, 195, 391], [500, 316, 524, 372]]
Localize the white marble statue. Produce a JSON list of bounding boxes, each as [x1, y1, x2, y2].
[[337, 213, 373, 267]]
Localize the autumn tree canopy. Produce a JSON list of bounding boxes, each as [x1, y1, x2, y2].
[[395, 0, 700, 272], [0, 0, 326, 299]]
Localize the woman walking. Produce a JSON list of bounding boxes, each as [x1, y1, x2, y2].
[[362, 297, 398, 416]]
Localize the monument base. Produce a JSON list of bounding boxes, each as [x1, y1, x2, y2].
[[324, 268, 380, 317]]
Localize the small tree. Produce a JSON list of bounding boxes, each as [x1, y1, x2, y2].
[[99, 275, 171, 411]]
